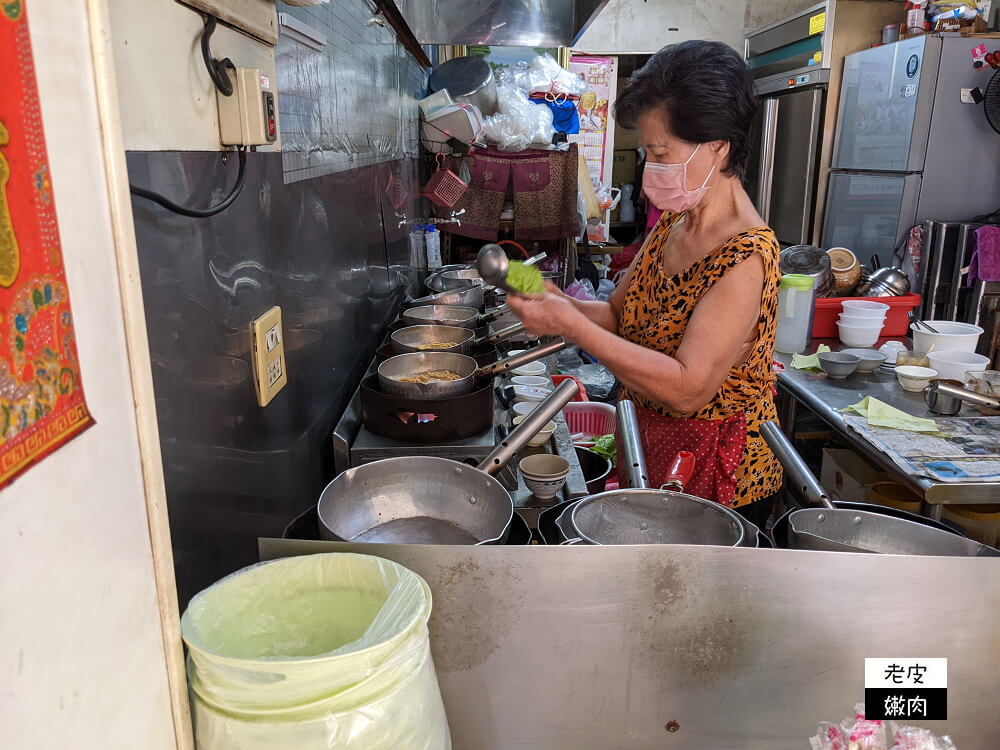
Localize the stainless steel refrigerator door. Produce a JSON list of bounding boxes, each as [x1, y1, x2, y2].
[[747, 97, 779, 219], [767, 87, 823, 246], [832, 36, 936, 172], [822, 172, 921, 267]]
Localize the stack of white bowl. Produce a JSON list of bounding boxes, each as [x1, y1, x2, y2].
[[837, 300, 888, 347]]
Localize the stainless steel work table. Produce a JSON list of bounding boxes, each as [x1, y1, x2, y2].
[[774, 343, 1000, 516]]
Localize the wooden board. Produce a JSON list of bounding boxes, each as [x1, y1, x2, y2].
[[178, 0, 278, 45]]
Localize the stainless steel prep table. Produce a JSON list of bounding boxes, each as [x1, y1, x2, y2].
[[774, 344, 1000, 515]]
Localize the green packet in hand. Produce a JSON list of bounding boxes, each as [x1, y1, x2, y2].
[[506, 260, 545, 294]]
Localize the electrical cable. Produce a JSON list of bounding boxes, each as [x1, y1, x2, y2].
[[129, 148, 248, 218], [201, 14, 234, 96]]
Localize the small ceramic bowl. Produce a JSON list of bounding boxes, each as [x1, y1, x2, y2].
[[513, 384, 552, 402], [818, 351, 860, 379], [840, 348, 888, 373], [512, 415, 556, 447], [511, 375, 549, 388], [895, 365, 938, 392], [519, 454, 571, 500], [511, 361, 547, 377]]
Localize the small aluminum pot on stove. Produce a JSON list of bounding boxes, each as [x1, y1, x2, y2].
[[401, 304, 507, 330], [562, 402, 747, 547], [377, 338, 565, 400], [390, 322, 525, 355]]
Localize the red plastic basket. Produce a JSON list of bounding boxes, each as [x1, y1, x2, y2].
[[564, 402, 616, 447], [423, 153, 468, 208]]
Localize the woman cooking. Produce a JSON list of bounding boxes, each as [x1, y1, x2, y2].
[[506, 41, 782, 526]]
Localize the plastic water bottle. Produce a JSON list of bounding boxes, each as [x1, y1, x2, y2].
[[620, 184, 635, 223], [425, 226, 442, 269], [408, 227, 426, 270]]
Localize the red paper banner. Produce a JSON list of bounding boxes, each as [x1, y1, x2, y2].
[[0, 0, 93, 487]]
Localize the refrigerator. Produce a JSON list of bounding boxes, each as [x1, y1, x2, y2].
[[823, 35, 1000, 267]]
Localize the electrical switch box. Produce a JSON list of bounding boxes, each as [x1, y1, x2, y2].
[[250, 306, 287, 407], [217, 67, 278, 146]]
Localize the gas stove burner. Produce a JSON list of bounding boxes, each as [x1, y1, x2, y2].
[[360, 375, 494, 443]]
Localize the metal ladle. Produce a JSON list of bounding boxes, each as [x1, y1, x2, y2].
[[476, 244, 547, 297]]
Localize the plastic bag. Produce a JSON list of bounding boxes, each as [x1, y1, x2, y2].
[[482, 84, 555, 151], [563, 362, 617, 400], [889, 724, 957, 750], [809, 722, 848, 750], [565, 278, 597, 301], [521, 53, 588, 97], [841, 704, 888, 750], [181, 553, 450, 750]]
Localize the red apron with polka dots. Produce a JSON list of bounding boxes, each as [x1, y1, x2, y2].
[[617, 404, 747, 507]]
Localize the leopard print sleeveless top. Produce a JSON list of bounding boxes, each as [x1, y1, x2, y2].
[[619, 212, 783, 507]]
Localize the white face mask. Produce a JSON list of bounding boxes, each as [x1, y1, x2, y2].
[[641, 143, 715, 212]]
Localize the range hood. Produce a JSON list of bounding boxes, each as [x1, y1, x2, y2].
[[395, 0, 609, 48]]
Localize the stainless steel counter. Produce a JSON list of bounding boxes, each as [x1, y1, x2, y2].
[[258, 539, 1000, 748], [774, 342, 1000, 510]]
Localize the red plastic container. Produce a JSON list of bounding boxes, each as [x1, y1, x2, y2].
[[811, 293, 921, 339]]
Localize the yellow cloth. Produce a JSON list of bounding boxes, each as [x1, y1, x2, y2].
[[842, 396, 939, 432], [791, 344, 831, 371]]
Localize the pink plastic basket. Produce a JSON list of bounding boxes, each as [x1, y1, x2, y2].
[[564, 402, 616, 446]]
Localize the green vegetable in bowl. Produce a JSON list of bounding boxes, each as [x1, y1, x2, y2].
[[506, 260, 545, 295], [591, 434, 617, 465]]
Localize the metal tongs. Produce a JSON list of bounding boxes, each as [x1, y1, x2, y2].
[[476, 244, 547, 298]]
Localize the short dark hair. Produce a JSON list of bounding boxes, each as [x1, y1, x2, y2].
[[614, 41, 757, 180]]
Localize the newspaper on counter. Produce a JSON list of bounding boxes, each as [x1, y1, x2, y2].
[[843, 415, 1000, 482]]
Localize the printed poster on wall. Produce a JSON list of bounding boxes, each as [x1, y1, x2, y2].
[[0, 0, 93, 488], [568, 55, 617, 243]]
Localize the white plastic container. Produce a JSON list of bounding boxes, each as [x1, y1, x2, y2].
[[927, 351, 992, 382], [910, 321, 984, 354], [842, 300, 889, 314], [837, 320, 882, 347], [424, 226, 442, 269], [775, 274, 816, 354]]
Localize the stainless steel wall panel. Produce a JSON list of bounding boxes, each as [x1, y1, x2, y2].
[[128, 151, 420, 604]]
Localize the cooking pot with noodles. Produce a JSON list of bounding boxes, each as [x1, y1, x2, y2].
[[377, 339, 566, 400]]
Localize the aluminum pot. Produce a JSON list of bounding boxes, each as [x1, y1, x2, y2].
[[563, 402, 747, 546], [407, 284, 485, 311], [401, 304, 507, 329], [429, 56, 499, 116], [377, 338, 565, 400], [439, 268, 484, 290], [390, 322, 525, 355], [760, 422, 999, 556], [317, 379, 580, 544]]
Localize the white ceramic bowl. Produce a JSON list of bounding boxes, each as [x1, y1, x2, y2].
[[927, 351, 992, 382], [511, 375, 549, 388], [513, 384, 552, 402], [837, 320, 883, 347], [839, 310, 887, 323], [895, 365, 938, 392], [842, 300, 890, 313], [511, 415, 556, 447], [511, 361, 547, 377], [878, 341, 906, 364], [506, 349, 527, 358], [512, 401, 538, 418], [839, 313, 886, 327], [519, 454, 570, 500], [910, 321, 984, 354]]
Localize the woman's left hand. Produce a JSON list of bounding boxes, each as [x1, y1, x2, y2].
[[505, 290, 582, 339]]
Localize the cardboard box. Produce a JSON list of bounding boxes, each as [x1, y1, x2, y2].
[[614, 80, 641, 150], [819, 448, 887, 501], [611, 149, 637, 190]]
